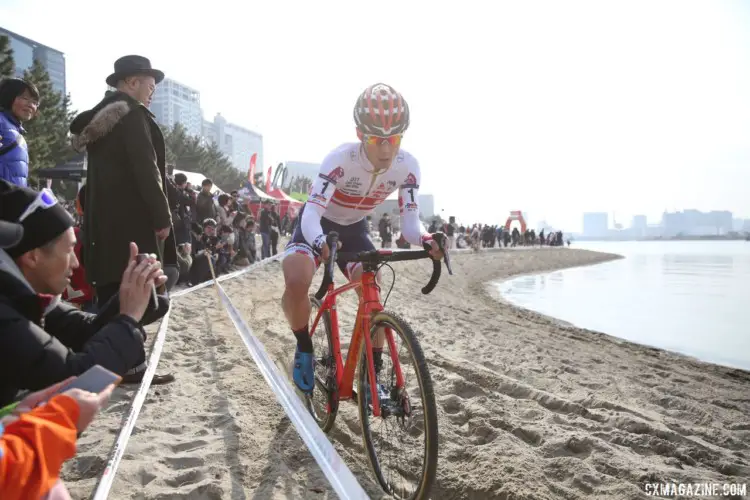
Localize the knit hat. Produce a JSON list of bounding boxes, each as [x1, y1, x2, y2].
[[0, 180, 74, 258]]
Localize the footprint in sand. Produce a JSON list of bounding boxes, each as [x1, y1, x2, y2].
[[170, 439, 210, 453], [163, 455, 205, 468], [164, 468, 206, 488]]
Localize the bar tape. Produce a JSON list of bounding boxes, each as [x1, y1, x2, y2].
[[213, 281, 369, 499], [92, 311, 172, 500]]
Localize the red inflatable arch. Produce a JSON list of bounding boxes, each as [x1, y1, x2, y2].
[[504, 210, 527, 233]]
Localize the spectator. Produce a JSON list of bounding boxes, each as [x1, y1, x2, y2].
[[216, 225, 235, 273], [378, 213, 393, 248], [175, 243, 192, 284], [189, 218, 220, 284], [70, 55, 176, 306], [0, 180, 172, 405], [0, 377, 114, 500], [268, 203, 281, 256], [195, 178, 217, 222], [216, 193, 236, 228], [167, 172, 194, 246], [259, 200, 273, 259], [229, 190, 246, 215], [61, 185, 94, 311], [0, 78, 39, 187], [231, 216, 255, 266], [444, 217, 457, 249]]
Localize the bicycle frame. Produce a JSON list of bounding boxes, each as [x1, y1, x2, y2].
[[309, 268, 406, 418]]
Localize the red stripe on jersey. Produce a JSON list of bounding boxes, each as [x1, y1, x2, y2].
[[331, 190, 381, 206]]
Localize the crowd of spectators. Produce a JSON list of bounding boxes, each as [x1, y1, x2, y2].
[[166, 175, 293, 286]]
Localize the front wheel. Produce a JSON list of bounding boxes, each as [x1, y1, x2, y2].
[[304, 296, 338, 433], [357, 311, 439, 500]]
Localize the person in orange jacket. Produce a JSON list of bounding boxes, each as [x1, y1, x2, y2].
[[0, 378, 114, 500]]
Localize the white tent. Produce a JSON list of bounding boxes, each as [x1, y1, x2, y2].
[[173, 169, 223, 194]]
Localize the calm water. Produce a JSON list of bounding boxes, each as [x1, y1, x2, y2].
[[496, 241, 750, 370]]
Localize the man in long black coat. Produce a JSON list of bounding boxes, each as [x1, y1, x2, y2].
[[70, 55, 176, 304]]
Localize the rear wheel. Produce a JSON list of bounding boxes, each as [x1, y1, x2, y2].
[[357, 311, 439, 500], [304, 296, 338, 433]]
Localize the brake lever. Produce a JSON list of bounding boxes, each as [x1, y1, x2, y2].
[[444, 250, 453, 275], [434, 232, 453, 276]]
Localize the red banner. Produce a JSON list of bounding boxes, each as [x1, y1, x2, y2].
[[265, 166, 272, 193], [248, 153, 257, 184]]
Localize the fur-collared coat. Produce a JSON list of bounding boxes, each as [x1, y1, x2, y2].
[[70, 92, 176, 287]]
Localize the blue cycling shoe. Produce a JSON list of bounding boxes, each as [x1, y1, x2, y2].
[[293, 348, 315, 393]]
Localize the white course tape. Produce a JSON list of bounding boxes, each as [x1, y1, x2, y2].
[[92, 311, 172, 500], [172, 254, 282, 298], [213, 282, 369, 500]]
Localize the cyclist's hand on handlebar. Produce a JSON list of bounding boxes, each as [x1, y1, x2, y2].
[[320, 241, 342, 262], [427, 239, 444, 261]]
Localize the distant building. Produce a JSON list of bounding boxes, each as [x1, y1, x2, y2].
[[0, 27, 66, 95], [203, 113, 263, 174], [582, 212, 609, 238], [661, 209, 733, 236], [150, 77, 202, 137], [631, 215, 648, 237], [419, 194, 435, 219]]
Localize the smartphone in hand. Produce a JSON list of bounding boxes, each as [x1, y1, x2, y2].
[[136, 253, 160, 307], [51, 365, 122, 398]]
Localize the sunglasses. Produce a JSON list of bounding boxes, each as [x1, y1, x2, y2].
[[364, 134, 402, 147], [18, 188, 58, 223]]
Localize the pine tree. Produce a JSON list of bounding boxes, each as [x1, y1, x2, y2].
[[201, 141, 244, 190], [163, 123, 205, 167], [162, 123, 245, 191], [22, 59, 75, 175], [0, 35, 14, 80]]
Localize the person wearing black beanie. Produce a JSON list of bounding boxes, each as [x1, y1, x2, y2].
[[0, 180, 173, 406]]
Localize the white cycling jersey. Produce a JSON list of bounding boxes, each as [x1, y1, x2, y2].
[[301, 142, 430, 249]]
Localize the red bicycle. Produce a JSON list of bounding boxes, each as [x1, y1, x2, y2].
[[304, 232, 452, 499]]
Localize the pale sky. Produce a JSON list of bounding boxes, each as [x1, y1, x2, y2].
[[2, 0, 749, 231]]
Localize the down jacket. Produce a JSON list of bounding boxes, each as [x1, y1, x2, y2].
[[0, 249, 153, 407], [0, 111, 28, 187]]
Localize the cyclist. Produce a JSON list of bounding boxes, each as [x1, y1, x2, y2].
[[282, 83, 444, 393]]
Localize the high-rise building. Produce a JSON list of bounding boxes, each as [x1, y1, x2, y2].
[[631, 215, 648, 237], [150, 78, 202, 138], [661, 209, 733, 236], [419, 194, 435, 219], [0, 27, 66, 95], [202, 113, 263, 174], [582, 212, 609, 238]]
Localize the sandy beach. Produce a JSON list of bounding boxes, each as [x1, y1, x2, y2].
[[62, 248, 750, 499]]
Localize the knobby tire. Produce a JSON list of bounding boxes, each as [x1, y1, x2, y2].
[[357, 311, 439, 500]]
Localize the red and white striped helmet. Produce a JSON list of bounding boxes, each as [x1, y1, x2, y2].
[[353, 83, 410, 136]]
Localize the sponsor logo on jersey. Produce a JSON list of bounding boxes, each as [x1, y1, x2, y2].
[[309, 193, 328, 205], [401, 173, 419, 189], [320, 166, 345, 184], [344, 177, 362, 190]]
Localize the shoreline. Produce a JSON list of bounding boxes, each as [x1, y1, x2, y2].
[[494, 252, 750, 374], [62, 247, 750, 500]]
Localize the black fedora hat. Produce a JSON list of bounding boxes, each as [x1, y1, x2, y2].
[[0, 220, 23, 249], [106, 55, 165, 87]]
